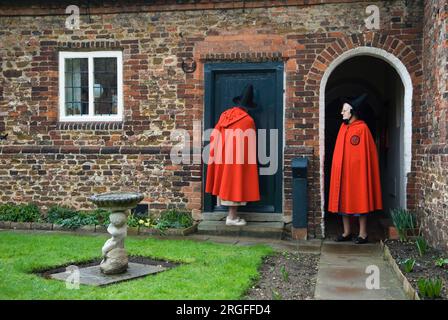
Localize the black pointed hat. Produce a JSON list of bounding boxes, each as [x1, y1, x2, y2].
[[340, 93, 368, 116], [232, 84, 257, 108]]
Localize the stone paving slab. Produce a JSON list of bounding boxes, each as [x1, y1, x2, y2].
[[321, 242, 381, 255], [314, 241, 408, 300], [315, 283, 407, 300], [50, 262, 167, 286]]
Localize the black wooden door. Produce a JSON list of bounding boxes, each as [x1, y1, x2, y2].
[[204, 62, 283, 213]]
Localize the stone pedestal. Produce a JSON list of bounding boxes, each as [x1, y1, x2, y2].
[[89, 192, 144, 275]]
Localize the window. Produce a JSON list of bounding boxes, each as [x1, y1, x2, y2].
[[59, 51, 123, 122]]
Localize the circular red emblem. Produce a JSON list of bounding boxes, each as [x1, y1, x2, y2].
[[350, 135, 360, 145]]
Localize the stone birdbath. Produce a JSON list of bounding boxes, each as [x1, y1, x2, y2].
[[89, 192, 144, 275]]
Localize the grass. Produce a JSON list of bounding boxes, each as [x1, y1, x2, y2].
[[0, 231, 273, 300]]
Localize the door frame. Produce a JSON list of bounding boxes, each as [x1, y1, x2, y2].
[[203, 62, 284, 213]]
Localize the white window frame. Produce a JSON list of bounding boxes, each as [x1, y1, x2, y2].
[[59, 51, 123, 122]]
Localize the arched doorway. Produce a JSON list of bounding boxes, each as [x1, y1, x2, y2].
[[319, 47, 413, 239]]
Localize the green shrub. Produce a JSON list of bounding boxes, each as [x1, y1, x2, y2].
[[46, 206, 78, 224], [0, 204, 17, 221], [156, 209, 193, 230], [18, 204, 41, 222], [400, 258, 416, 273], [390, 208, 416, 241], [0, 203, 40, 222], [415, 236, 428, 256], [417, 278, 443, 299]]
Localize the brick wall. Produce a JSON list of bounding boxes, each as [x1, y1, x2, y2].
[[0, 1, 427, 238], [416, 0, 448, 250]]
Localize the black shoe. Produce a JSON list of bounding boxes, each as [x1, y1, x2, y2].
[[335, 233, 353, 242], [354, 235, 369, 244]]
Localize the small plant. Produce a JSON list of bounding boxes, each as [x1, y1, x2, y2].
[[400, 258, 416, 273], [435, 258, 448, 268], [156, 209, 193, 229], [138, 216, 158, 228], [390, 208, 416, 241], [417, 277, 443, 299], [271, 289, 282, 300], [280, 265, 289, 282], [127, 213, 140, 228], [415, 236, 428, 256]]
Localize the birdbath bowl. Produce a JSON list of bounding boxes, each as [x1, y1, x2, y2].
[[89, 192, 144, 275]]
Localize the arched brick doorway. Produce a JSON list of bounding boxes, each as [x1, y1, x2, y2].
[[318, 46, 414, 239]]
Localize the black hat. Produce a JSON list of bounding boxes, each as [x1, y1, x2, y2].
[[340, 93, 368, 116], [232, 84, 257, 108]]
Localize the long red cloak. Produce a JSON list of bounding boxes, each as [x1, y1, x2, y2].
[[328, 119, 382, 214], [205, 106, 260, 202]]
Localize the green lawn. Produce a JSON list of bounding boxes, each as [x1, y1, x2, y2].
[[0, 231, 273, 299]]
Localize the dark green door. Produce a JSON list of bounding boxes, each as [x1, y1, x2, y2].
[[204, 62, 283, 213]]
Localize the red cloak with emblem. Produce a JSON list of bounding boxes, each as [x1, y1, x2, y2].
[[205, 106, 260, 202], [328, 119, 382, 214]]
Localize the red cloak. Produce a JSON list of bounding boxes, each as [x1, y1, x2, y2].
[[205, 107, 260, 202], [328, 119, 382, 214]]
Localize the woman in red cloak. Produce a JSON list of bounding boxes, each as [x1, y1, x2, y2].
[[205, 85, 260, 226], [328, 94, 383, 244]]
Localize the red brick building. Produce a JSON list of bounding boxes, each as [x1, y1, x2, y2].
[[0, 0, 447, 249]]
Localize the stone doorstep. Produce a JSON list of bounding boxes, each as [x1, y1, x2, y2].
[[50, 262, 167, 287], [380, 240, 420, 300], [200, 229, 283, 240], [198, 220, 284, 231], [202, 212, 284, 222]]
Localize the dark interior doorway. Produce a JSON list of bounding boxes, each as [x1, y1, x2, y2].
[[324, 56, 405, 241]]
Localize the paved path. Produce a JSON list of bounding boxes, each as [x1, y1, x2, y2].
[[314, 241, 408, 300]]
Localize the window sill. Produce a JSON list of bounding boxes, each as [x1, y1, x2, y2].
[[56, 121, 123, 131]]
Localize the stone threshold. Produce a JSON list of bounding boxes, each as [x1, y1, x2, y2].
[[380, 240, 421, 300]]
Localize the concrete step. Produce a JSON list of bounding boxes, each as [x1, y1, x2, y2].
[[202, 212, 284, 222], [197, 220, 284, 239]]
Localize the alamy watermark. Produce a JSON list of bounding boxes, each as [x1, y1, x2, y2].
[[170, 121, 278, 176], [365, 265, 380, 290], [65, 265, 80, 290]]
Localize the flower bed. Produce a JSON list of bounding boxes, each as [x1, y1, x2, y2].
[[0, 203, 197, 236], [383, 239, 447, 300]]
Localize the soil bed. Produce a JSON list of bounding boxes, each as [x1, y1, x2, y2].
[[384, 239, 448, 300], [245, 251, 319, 300]]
